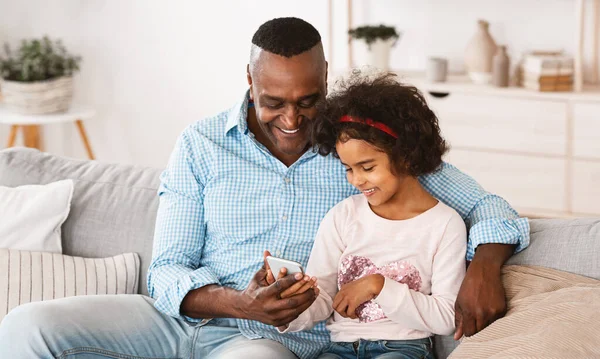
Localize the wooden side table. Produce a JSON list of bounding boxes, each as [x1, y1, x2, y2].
[[0, 105, 96, 160]]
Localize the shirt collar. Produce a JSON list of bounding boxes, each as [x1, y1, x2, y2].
[[224, 90, 251, 136]]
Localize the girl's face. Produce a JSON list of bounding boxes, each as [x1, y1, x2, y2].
[[336, 138, 407, 210]]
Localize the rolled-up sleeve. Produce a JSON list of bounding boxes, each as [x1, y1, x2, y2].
[[420, 162, 530, 261], [147, 128, 219, 322], [465, 194, 530, 260]]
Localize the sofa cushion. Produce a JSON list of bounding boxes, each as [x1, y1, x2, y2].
[[0, 148, 161, 295], [435, 217, 600, 358], [507, 218, 600, 280], [0, 248, 140, 323], [449, 265, 600, 358], [0, 179, 73, 253]]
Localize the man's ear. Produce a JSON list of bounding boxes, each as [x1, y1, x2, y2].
[[324, 61, 329, 96], [246, 64, 254, 100], [246, 64, 252, 86]]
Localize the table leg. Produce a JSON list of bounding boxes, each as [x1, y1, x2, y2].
[[23, 125, 42, 150], [75, 119, 95, 160], [33, 125, 43, 151], [7, 125, 19, 147]]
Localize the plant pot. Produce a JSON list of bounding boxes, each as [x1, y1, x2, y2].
[[367, 38, 395, 71], [0, 76, 74, 114]]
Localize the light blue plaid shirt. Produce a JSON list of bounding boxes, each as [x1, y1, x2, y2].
[[148, 91, 530, 359]]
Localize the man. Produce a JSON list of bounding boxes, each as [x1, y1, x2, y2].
[[0, 17, 529, 359]]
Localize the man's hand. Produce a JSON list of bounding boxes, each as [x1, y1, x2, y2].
[[454, 243, 513, 340], [236, 257, 318, 327], [333, 274, 384, 319]]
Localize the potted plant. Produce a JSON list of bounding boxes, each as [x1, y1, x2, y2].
[[348, 24, 400, 71], [0, 36, 81, 114]]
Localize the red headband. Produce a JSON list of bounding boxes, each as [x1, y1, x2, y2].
[[339, 115, 398, 139]]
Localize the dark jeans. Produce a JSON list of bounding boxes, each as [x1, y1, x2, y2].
[[317, 337, 434, 359]]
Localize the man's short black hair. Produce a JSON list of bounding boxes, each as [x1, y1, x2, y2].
[[252, 17, 322, 57]]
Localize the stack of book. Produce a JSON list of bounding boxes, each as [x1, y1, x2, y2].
[[520, 54, 574, 92]]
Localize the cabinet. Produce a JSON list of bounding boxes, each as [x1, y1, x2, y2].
[[406, 73, 600, 217]]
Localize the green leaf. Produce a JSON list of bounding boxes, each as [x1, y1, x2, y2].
[[0, 36, 81, 82], [348, 25, 400, 47]]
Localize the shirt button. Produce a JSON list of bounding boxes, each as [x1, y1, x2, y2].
[[284, 177, 291, 183], [282, 215, 288, 221]]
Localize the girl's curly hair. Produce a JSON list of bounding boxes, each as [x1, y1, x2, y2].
[[311, 71, 448, 176]]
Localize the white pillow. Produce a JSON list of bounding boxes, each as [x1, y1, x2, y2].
[[0, 179, 73, 253], [0, 248, 140, 323]]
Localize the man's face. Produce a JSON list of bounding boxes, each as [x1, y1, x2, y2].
[[248, 47, 327, 157]]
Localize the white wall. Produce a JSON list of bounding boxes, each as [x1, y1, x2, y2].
[[0, 0, 597, 168], [0, 0, 331, 167]]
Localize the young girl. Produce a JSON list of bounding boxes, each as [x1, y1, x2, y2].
[[270, 73, 467, 359]]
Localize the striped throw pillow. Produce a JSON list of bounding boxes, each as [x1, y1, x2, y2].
[[0, 249, 140, 323]]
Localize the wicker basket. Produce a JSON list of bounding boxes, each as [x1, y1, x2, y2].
[[0, 76, 74, 115]]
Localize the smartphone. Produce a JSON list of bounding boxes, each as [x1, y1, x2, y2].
[[266, 256, 304, 277]]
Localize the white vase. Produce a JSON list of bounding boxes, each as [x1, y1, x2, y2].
[[465, 20, 497, 85], [367, 38, 395, 71]]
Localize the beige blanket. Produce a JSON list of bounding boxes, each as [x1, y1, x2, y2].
[[449, 265, 600, 359]]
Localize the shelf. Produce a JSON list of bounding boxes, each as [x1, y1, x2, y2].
[[330, 70, 600, 103]]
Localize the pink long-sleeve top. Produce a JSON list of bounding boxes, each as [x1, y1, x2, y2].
[[284, 194, 467, 342]]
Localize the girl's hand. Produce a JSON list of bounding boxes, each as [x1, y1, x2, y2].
[[280, 275, 318, 299], [264, 251, 318, 299], [265, 266, 286, 285], [333, 274, 385, 319]]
